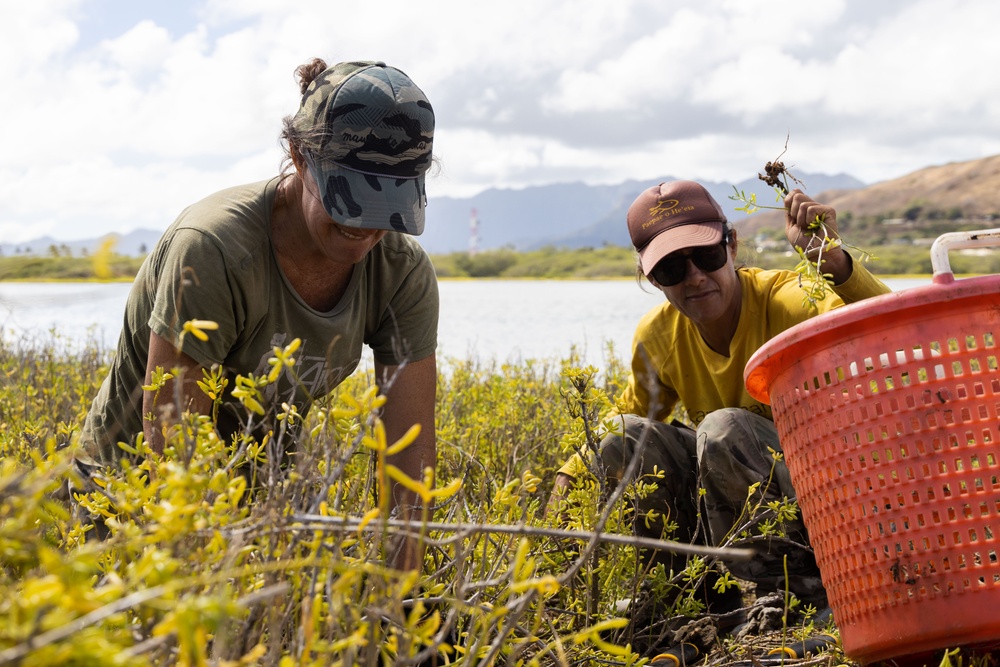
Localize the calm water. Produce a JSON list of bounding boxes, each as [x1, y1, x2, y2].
[[0, 277, 931, 368]]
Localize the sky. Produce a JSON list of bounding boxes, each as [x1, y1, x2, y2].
[[4, 0, 1000, 244]]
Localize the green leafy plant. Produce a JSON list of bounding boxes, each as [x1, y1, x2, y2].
[[1, 333, 679, 665], [730, 148, 877, 307], [10, 330, 988, 666]]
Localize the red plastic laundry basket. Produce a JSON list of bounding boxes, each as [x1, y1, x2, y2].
[[744, 230, 1000, 664]]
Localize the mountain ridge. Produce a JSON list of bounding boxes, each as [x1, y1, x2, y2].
[[4, 154, 998, 257], [741, 154, 1000, 237]]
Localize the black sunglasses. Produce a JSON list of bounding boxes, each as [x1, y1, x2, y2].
[[648, 234, 731, 287]]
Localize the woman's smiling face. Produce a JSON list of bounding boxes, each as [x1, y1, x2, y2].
[[296, 160, 387, 266]]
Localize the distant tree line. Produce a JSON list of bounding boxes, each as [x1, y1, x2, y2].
[[2, 242, 998, 282]]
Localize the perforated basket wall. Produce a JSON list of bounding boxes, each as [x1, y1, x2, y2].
[[745, 275, 1000, 664]]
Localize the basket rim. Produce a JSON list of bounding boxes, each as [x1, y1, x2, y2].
[[744, 274, 1000, 404]]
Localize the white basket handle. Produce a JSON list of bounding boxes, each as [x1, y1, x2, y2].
[[930, 228, 1000, 283]]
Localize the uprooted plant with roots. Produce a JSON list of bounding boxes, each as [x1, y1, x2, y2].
[[730, 141, 877, 308]]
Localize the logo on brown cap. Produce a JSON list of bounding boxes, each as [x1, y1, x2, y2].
[[649, 199, 679, 215]]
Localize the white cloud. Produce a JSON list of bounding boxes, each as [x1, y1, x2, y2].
[[3, 0, 1000, 243], [825, 1, 1000, 120], [0, 2, 80, 76], [432, 129, 547, 195], [99, 20, 175, 74], [542, 8, 717, 115]]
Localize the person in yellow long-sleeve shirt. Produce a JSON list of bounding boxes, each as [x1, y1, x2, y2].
[[550, 179, 889, 617]]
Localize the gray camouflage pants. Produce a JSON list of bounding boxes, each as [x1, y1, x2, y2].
[[599, 408, 826, 604]]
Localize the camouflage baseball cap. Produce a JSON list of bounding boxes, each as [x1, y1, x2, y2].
[[292, 61, 434, 235]]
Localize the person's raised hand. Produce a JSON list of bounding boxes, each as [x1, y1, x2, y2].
[[783, 188, 840, 256], [783, 188, 854, 285]]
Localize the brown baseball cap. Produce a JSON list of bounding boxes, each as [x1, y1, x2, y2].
[[627, 180, 728, 274]]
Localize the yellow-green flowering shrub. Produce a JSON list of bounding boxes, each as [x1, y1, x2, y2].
[[0, 335, 743, 666]]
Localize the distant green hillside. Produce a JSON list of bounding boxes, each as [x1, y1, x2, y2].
[[0, 254, 143, 281], [3, 244, 995, 282]]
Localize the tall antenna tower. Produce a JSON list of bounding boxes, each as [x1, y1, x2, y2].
[[468, 207, 480, 256]]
